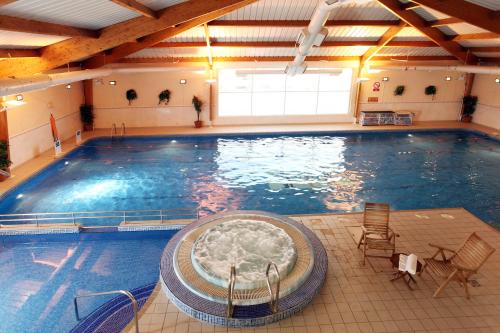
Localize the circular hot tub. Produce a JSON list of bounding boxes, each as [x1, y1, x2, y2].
[[160, 211, 327, 327], [192, 219, 297, 290]]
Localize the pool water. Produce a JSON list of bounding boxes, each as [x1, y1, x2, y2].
[[0, 230, 176, 333], [0, 130, 499, 226]]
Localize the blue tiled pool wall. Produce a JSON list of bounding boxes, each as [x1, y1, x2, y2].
[[160, 211, 328, 327], [70, 283, 155, 333], [0, 129, 499, 226], [0, 230, 177, 333]]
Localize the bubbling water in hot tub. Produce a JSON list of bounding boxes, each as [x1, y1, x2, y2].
[[192, 219, 297, 289]]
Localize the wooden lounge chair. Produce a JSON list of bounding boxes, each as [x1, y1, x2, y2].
[[420, 232, 495, 298], [357, 202, 397, 265]]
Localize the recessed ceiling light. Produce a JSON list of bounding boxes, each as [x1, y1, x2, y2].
[[180, 79, 187, 84], [495, 78, 500, 84], [109, 80, 117, 86], [16, 94, 23, 101], [382, 77, 389, 81], [445, 76, 452, 81], [66, 84, 72, 89]]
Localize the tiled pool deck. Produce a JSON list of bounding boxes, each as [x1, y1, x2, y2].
[[1, 121, 499, 196], [125, 208, 500, 333]]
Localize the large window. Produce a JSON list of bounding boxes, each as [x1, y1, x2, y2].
[[218, 69, 352, 117]]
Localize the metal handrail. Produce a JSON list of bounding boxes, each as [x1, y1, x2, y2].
[[120, 123, 126, 137], [0, 208, 199, 228], [266, 262, 280, 313], [74, 289, 139, 333], [226, 265, 236, 318], [111, 123, 117, 140]]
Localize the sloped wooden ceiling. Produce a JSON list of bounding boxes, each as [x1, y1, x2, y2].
[[0, 0, 499, 78]]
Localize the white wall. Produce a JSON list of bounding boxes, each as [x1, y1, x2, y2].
[[471, 74, 500, 130], [6, 82, 84, 168], [359, 70, 466, 121], [93, 71, 210, 128]]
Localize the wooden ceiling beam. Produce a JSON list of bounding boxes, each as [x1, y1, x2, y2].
[[109, 0, 157, 18], [452, 32, 500, 41], [470, 46, 500, 52], [361, 22, 408, 65], [0, 0, 257, 77], [0, 0, 17, 6], [84, 0, 257, 69], [410, 0, 500, 35], [0, 14, 98, 38], [402, 3, 421, 11], [0, 49, 39, 57], [375, 0, 476, 64], [151, 40, 438, 48], [429, 17, 463, 27], [207, 19, 402, 27], [119, 55, 457, 63]]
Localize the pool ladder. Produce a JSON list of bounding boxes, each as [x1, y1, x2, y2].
[[226, 262, 280, 318], [74, 289, 139, 333], [111, 123, 126, 140]]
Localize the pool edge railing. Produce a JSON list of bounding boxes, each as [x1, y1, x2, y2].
[[0, 208, 199, 228]]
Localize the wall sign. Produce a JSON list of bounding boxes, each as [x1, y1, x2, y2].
[[76, 129, 82, 144], [54, 139, 62, 156], [368, 97, 379, 103], [372, 82, 381, 92]]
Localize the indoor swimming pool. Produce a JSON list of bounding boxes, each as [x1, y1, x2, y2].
[[0, 129, 499, 226], [0, 230, 176, 333]]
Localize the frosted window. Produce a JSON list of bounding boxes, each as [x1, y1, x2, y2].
[[317, 92, 350, 114], [253, 74, 286, 92], [319, 71, 352, 91], [218, 69, 353, 116], [252, 92, 285, 115], [285, 92, 317, 115], [219, 93, 251, 116], [286, 74, 319, 92], [219, 71, 252, 93]]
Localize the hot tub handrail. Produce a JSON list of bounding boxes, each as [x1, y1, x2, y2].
[[266, 262, 280, 313], [74, 289, 139, 333], [111, 123, 117, 140], [226, 265, 236, 318]]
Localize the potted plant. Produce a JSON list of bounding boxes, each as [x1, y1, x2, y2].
[[192, 96, 203, 128], [394, 85, 405, 96], [0, 140, 11, 181], [461, 95, 478, 123], [126, 89, 137, 105], [158, 89, 171, 105], [79, 104, 94, 131], [425, 85, 437, 100]]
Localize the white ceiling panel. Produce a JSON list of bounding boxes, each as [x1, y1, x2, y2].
[[438, 23, 489, 36], [465, 0, 500, 10], [0, 0, 140, 29], [137, 0, 186, 11], [459, 39, 500, 47], [378, 47, 451, 56], [218, 0, 398, 21], [396, 27, 426, 37], [0, 30, 69, 48]]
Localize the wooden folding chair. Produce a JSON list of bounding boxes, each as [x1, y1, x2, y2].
[[420, 232, 495, 298], [357, 202, 397, 265]]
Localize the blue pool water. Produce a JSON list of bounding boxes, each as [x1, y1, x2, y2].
[[0, 130, 499, 226], [0, 230, 176, 333]]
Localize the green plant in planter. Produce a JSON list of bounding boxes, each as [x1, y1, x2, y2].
[[394, 85, 405, 96], [192, 96, 203, 128], [425, 85, 437, 99], [158, 89, 171, 105], [0, 140, 12, 171], [126, 89, 138, 105], [462, 95, 478, 122], [79, 104, 94, 131]]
